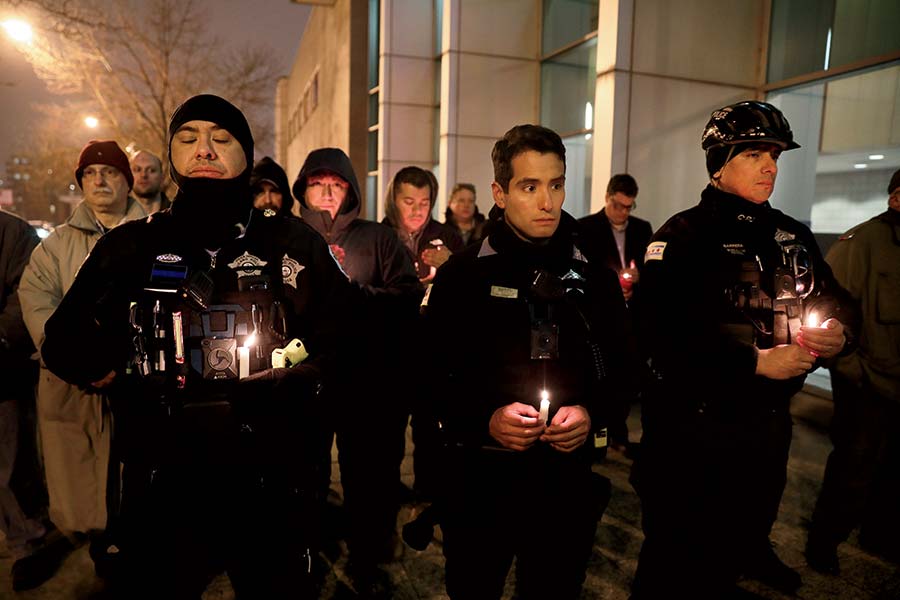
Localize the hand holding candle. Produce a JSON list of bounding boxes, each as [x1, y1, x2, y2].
[[619, 261, 639, 300], [797, 316, 846, 359]]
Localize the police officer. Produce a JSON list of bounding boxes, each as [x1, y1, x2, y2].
[[426, 124, 631, 599], [39, 94, 353, 597], [631, 101, 855, 598]]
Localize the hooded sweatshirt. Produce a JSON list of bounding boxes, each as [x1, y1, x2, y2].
[[293, 148, 421, 302], [250, 156, 294, 217]]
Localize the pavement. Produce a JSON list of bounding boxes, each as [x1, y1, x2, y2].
[[2, 390, 898, 599]]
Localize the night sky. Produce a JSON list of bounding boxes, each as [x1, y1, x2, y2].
[[0, 0, 311, 169]]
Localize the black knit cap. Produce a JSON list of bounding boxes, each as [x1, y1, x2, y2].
[[167, 94, 254, 180], [889, 168, 900, 195]]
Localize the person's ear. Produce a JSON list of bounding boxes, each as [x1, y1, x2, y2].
[[491, 181, 506, 209]]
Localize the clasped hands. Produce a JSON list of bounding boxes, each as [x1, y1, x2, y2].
[[756, 317, 846, 380], [489, 402, 591, 453]]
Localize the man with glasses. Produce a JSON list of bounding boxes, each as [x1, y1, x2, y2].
[[17, 140, 146, 586], [578, 174, 652, 455], [578, 174, 652, 304]]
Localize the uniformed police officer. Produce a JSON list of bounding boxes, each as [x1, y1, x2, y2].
[[426, 124, 632, 599], [630, 101, 855, 598], [39, 94, 353, 597]]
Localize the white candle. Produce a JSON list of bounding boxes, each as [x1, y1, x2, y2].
[[539, 389, 550, 424], [238, 346, 250, 379]]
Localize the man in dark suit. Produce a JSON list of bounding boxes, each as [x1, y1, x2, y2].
[[578, 174, 652, 454], [577, 174, 653, 303]]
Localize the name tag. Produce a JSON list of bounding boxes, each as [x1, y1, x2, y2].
[[490, 285, 518, 299]]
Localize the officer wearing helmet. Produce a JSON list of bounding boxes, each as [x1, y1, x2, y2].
[[38, 95, 353, 597], [630, 101, 856, 598]]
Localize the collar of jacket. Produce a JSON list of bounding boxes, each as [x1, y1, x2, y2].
[[299, 203, 358, 242], [487, 210, 578, 273], [67, 197, 147, 234], [700, 184, 774, 224]]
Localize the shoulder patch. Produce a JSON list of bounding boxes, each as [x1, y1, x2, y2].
[[645, 241, 667, 261]]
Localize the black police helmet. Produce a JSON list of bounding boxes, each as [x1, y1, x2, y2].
[[701, 101, 801, 152]]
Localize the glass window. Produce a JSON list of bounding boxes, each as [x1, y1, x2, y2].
[[434, 0, 443, 56], [766, 62, 900, 236], [366, 174, 378, 221], [561, 134, 593, 219], [767, 0, 834, 82], [368, 0, 380, 90], [768, 0, 900, 83], [542, 0, 598, 56], [368, 92, 379, 128], [830, 0, 900, 70], [541, 37, 596, 135], [367, 129, 379, 173]]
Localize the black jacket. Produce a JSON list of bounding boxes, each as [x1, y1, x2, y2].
[[640, 185, 856, 423], [41, 209, 352, 399], [577, 209, 653, 273], [294, 148, 421, 305], [250, 156, 294, 216], [426, 212, 633, 456], [0, 210, 39, 401]]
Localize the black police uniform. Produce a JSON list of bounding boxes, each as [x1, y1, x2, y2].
[[631, 185, 854, 598], [40, 202, 352, 596], [426, 213, 632, 600]]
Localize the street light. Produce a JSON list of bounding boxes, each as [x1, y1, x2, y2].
[[1, 19, 33, 45], [84, 116, 99, 129]]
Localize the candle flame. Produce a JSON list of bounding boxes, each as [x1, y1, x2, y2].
[[540, 389, 549, 402], [243, 333, 257, 348], [805, 312, 820, 328]]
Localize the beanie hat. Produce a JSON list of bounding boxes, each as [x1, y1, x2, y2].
[[167, 94, 254, 179], [889, 168, 900, 195], [75, 140, 134, 190]]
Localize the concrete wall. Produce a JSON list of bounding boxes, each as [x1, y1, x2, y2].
[[276, 0, 368, 216], [593, 0, 766, 231], [437, 0, 541, 220], [377, 0, 439, 220]]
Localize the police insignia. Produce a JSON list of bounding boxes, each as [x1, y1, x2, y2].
[[227, 251, 268, 278], [156, 253, 183, 263], [774, 228, 796, 242], [645, 241, 667, 261], [281, 254, 304, 289]]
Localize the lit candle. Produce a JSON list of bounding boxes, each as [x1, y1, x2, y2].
[[539, 389, 550, 425], [805, 311, 821, 328], [238, 346, 250, 379]]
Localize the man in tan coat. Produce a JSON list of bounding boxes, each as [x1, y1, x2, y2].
[[16, 140, 146, 584], [806, 168, 900, 574]]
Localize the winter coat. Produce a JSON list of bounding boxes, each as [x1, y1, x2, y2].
[[0, 210, 39, 402], [827, 209, 900, 401]]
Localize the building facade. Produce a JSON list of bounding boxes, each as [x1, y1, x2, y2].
[[279, 0, 900, 236]]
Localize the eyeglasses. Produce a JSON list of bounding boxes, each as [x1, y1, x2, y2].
[[610, 199, 637, 212]]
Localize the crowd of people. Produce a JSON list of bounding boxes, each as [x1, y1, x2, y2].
[[0, 95, 896, 600]]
